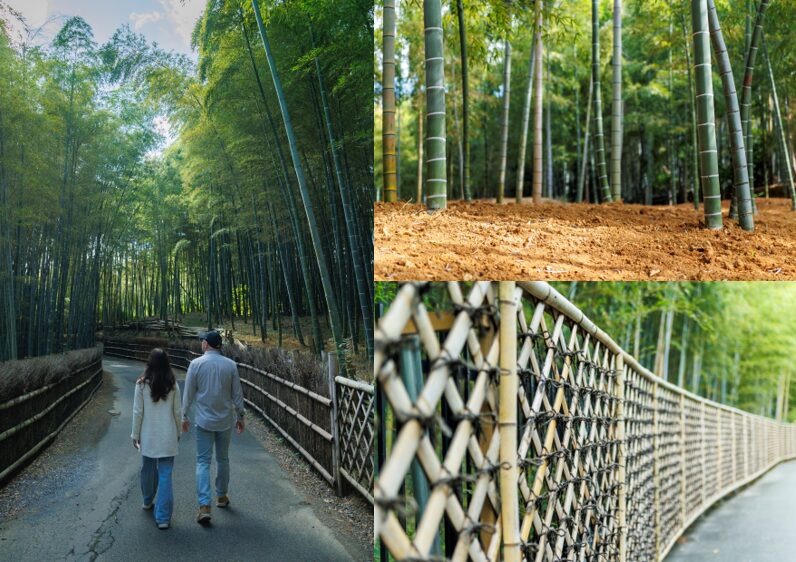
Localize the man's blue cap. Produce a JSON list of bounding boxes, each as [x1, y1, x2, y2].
[[199, 330, 222, 348]]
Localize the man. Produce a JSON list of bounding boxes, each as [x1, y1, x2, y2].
[[181, 330, 245, 524]]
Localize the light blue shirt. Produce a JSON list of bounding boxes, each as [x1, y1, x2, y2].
[[182, 350, 245, 431]]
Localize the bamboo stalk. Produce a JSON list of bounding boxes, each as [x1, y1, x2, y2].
[[706, 0, 754, 230], [497, 38, 512, 204], [423, 0, 447, 210], [382, 0, 397, 202], [592, 0, 612, 203], [692, 0, 723, 229], [498, 282, 519, 561], [610, 0, 623, 201], [532, 1, 544, 204]]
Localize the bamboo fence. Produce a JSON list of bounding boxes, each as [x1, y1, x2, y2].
[[103, 339, 374, 504], [373, 282, 796, 562], [0, 352, 103, 483]]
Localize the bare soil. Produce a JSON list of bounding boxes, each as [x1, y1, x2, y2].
[[375, 198, 796, 280]]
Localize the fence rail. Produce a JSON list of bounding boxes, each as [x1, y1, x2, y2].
[[373, 282, 796, 562], [0, 354, 103, 483], [103, 339, 374, 504]]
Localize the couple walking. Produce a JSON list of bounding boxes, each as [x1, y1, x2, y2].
[[130, 330, 245, 529]]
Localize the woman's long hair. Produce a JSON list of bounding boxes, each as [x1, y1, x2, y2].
[[142, 348, 176, 402]]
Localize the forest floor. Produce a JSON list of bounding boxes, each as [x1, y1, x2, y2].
[[375, 197, 796, 280]]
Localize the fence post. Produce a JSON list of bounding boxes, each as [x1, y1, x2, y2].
[[701, 402, 706, 507], [652, 381, 660, 559], [679, 393, 686, 530], [615, 353, 627, 562], [717, 409, 722, 491], [744, 415, 749, 478], [325, 351, 343, 497], [731, 414, 737, 484], [498, 282, 520, 562]]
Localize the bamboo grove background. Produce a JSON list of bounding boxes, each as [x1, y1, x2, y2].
[[373, 282, 796, 561], [0, 0, 373, 367], [374, 0, 796, 218]]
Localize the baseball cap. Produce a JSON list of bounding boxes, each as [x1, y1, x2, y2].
[[199, 330, 223, 348]]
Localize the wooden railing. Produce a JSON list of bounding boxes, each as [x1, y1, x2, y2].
[[0, 353, 103, 483], [373, 282, 796, 561]]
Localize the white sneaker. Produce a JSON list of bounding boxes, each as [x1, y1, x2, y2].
[[157, 522, 170, 530], [142, 502, 154, 510]]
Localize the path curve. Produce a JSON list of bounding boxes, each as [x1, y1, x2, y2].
[[668, 459, 796, 561], [0, 357, 353, 561]]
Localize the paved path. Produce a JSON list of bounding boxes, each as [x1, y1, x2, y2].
[[0, 357, 353, 561], [668, 459, 796, 561]]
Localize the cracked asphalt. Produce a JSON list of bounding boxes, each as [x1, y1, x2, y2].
[[0, 357, 354, 561]]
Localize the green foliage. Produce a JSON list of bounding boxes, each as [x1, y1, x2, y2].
[[376, 0, 796, 203], [0, 0, 372, 361]]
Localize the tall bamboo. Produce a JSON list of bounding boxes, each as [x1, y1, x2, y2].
[[706, 0, 753, 231], [763, 41, 796, 209], [691, 0, 722, 229], [516, 35, 537, 203], [497, 38, 512, 203], [592, 0, 612, 202], [740, 0, 770, 188], [416, 93, 423, 202], [610, 0, 623, 202], [682, 13, 700, 209], [532, 2, 544, 204], [576, 75, 594, 202], [251, 0, 347, 361], [498, 282, 520, 561], [423, 0, 447, 210], [382, 0, 397, 202], [545, 48, 553, 198], [312, 27, 374, 359], [455, 0, 471, 200]]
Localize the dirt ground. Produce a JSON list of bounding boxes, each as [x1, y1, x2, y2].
[[375, 198, 796, 280]]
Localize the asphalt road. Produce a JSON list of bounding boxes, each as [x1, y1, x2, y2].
[[0, 357, 353, 561], [667, 459, 796, 562]]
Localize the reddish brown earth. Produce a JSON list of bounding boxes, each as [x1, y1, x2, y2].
[[375, 198, 796, 280]]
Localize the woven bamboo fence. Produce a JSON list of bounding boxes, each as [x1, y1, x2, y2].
[[0, 351, 103, 483], [335, 374, 375, 502], [373, 282, 796, 562], [103, 339, 374, 504]]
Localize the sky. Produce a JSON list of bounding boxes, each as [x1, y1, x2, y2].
[[3, 0, 205, 55]]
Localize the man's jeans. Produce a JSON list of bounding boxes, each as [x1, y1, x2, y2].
[[140, 456, 174, 524], [196, 426, 232, 507]]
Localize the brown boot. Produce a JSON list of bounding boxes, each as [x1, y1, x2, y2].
[[216, 495, 230, 508], [196, 505, 212, 524]]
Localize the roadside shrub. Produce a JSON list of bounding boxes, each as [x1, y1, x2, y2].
[[0, 346, 102, 403]]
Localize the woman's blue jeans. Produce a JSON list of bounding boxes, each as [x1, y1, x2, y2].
[[195, 426, 232, 507], [140, 456, 174, 524]]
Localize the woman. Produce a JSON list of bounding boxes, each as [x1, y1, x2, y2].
[[131, 348, 182, 530]]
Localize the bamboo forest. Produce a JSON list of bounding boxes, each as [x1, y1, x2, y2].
[[0, 0, 373, 365], [374, 0, 796, 280]]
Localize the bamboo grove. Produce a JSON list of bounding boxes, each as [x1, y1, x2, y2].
[[375, 0, 796, 231], [0, 0, 373, 364]]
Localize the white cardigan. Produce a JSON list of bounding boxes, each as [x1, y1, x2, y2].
[[131, 381, 182, 458]]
